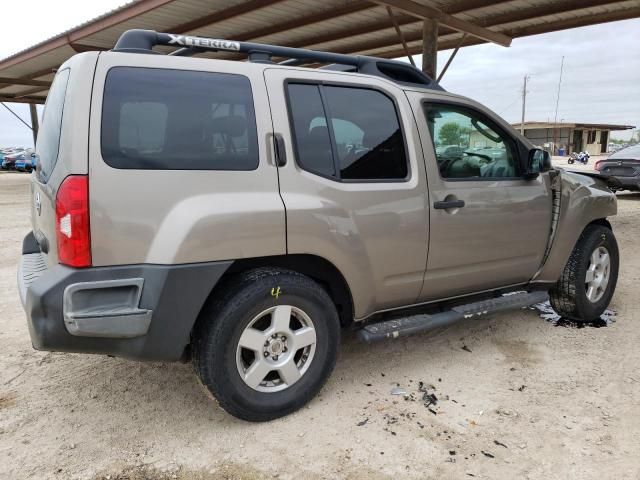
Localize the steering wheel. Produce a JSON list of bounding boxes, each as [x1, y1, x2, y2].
[[464, 151, 492, 162]]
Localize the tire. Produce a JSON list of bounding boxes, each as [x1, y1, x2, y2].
[[549, 224, 619, 321], [192, 267, 340, 422]]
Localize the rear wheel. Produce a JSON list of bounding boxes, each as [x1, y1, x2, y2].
[[549, 225, 619, 321], [193, 268, 340, 421]]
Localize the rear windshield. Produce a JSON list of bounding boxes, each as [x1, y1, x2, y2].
[[36, 68, 70, 182], [101, 67, 259, 170]]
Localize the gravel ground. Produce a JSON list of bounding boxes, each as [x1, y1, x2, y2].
[[1, 168, 639, 480]]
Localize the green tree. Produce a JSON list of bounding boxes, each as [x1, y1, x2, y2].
[[438, 122, 464, 146]]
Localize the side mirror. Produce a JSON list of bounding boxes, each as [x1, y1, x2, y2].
[[526, 148, 552, 178]]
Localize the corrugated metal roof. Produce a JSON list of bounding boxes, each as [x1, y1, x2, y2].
[[1, 0, 639, 103]]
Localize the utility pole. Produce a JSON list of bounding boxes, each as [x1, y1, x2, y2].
[[520, 75, 529, 135], [552, 56, 565, 154]]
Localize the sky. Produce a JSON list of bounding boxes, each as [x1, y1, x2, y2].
[[1, 1, 639, 148]]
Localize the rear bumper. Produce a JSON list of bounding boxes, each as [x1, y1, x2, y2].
[[598, 173, 640, 190], [614, 176, 640, 189], [18, 232, 232, 361]]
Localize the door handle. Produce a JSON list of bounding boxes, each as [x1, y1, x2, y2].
[[274, 133, 287, 167], [433, 200, 465, 210]]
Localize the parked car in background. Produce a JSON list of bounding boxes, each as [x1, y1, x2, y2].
[[1, 150, 25, 170], [436, 145, 467, 159], [1, 148, 20, 168], [595, 144, 640, 191], [15, 153, 36, 172]]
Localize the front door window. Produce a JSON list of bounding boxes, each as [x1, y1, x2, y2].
[[424, 105, 519, 179]]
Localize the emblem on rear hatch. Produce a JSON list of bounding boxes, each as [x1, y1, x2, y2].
[[34, 191, 41, 215]]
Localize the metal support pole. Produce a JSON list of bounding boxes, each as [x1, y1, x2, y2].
[[436, 33, 467, 82], [386, 6, 415, 67], [1, 102, 33, 130], [29, 103, 39, 146], [421, 18, 438, 80]]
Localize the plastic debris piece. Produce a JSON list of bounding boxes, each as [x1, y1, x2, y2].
[[391, 387, 408, 396]]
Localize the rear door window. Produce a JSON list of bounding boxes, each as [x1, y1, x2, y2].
[[286, 83, 408, 181], [101, 67, 259, 170], [36, 68, 70, 182]]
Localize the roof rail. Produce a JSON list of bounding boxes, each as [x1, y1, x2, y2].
[[112, 29, 443, 91]]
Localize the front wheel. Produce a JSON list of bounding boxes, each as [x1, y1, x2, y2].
[[193, 268, 340, 421], [549, 225, 619, 321]]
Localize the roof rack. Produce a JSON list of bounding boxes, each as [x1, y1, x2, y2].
[[112, 29, 443, 91]]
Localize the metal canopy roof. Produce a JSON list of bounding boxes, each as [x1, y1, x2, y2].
[[1, 0, 639, 104]]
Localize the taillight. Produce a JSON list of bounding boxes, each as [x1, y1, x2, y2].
[[55, 175, 91, 267], [594, 160, 604, 171]]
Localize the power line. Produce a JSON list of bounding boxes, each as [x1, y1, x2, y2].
[[497, 95, 521, 115]]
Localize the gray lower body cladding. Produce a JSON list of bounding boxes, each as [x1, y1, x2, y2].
[[19, 233, 232, 361]]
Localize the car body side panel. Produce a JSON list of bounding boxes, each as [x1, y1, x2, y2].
[[404, 91, 552, 300], [88, 53, 286, 266], [533, 170, 617, 283], [264, 68, 429, 319]]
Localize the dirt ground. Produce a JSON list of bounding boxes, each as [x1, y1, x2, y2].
[[1, 166, 639, 480]]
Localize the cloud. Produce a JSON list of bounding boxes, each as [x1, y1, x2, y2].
[[427, 18, 640, 139]]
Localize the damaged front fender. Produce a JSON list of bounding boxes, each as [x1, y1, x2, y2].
[[532, 169, 617, 284]]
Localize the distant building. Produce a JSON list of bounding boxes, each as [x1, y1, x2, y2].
[[511, 122, 635, 156]]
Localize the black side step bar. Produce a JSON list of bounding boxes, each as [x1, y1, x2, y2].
[[357, 291, 549, 343]]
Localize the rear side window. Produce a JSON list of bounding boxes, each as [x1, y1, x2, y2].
[[36, 68, 70, 182], [101, 67, 259, 170], [287, 83, 408, 181], [287, 84, 335, 177]]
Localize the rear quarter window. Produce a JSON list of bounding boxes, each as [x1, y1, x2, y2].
[[101, 67, 259, 170], [36, 68, 70, 182]]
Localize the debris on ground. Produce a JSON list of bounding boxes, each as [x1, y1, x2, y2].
[[418, 381, 439, 412], [530, 301, 616, 327], [518, 385, 526, 392], [390, 386, 407, 396]]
